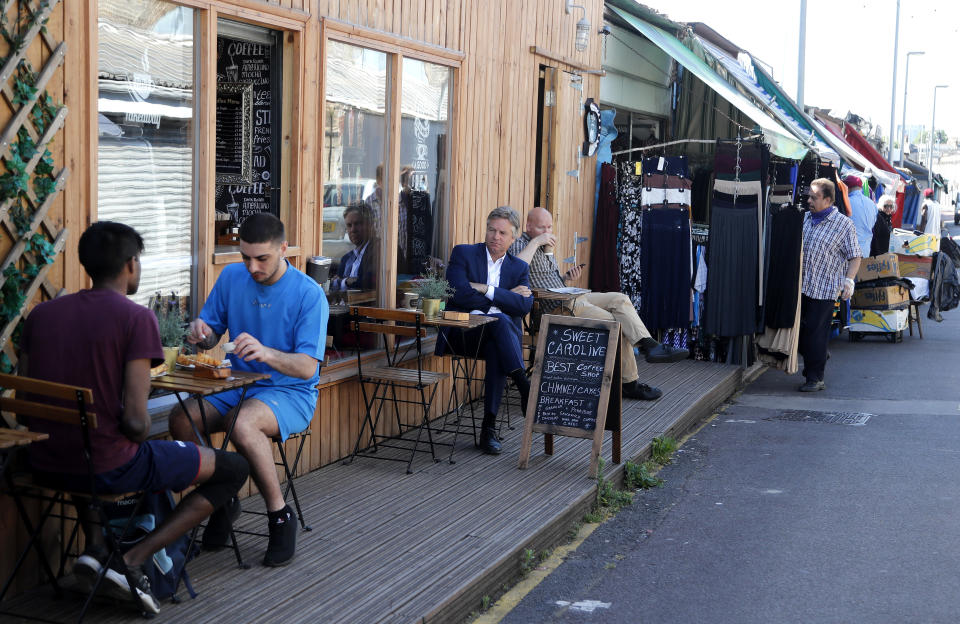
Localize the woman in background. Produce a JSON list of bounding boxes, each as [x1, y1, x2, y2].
[[870, 195, 896, 257]]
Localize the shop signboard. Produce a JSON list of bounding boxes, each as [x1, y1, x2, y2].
[[518, 315, 622, 478], [215, 34, 281, 226]]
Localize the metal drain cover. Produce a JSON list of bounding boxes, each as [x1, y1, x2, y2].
[[767, 410, 871, 426]]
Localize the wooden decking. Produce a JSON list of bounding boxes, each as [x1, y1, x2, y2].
[[1, 359, 742, 624]]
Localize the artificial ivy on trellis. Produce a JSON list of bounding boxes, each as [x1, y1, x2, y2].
[[0, 0, 62, 373]]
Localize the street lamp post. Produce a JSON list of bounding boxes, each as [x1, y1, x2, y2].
[[928, 84, 949, 188], [887, 0, 900, 164], [900, 51, 924, 166]]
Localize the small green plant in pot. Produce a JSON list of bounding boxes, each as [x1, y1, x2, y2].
[[411, 269, 454, 318], [153, 298, 187, 371]]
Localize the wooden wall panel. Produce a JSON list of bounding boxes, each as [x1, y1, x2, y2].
[[2, 0, 605, 595]]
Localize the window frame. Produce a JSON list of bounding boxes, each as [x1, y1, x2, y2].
[[320, 21, 460, 366], [92, 1, 307, 314]]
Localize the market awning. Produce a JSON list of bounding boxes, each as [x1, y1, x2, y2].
[[813, 115, 899, 188], [695, 37, 836, 162], [610, 6, 808, 160]]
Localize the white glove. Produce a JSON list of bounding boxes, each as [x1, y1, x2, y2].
[[841, 277, 855, 300]]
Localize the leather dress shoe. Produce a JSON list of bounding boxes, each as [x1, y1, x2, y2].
[[479, 426, 502, 455], [623, 381, 662, 400], [644, 343, 689, 364]]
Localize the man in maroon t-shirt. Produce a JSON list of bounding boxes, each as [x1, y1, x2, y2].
[[20, 222, 249, 615]]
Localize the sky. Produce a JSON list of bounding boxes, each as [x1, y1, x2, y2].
[[636, 0, 959, 145]]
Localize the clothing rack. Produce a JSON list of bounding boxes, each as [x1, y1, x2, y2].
[[611, 133, 763, 157]]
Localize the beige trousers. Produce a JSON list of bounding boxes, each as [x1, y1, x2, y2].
[[570, 292, 651, 383]]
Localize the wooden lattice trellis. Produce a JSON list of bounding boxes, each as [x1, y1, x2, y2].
[[0, 0, 68, 376]]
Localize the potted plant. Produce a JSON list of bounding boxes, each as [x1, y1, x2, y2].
[[411, 269, 453, 318], [154, 299, 187, 372]]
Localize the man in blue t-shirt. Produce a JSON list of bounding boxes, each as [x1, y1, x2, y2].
[[169, 213, 328, 567]]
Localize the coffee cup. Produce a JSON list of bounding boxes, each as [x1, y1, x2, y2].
[[542, 244, 554, 255]]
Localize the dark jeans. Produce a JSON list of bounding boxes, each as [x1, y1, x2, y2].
[[798, 295, 835, 382], [438, 313, 523, 416]]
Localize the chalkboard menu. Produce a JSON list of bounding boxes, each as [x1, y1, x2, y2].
[[519, 315, 622, 477], [216, 82, 252, 184], [215, 34, 280, 226], [534, 324, 610, 430]]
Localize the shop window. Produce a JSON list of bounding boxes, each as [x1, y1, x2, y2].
[[396, 58, 452, 288], [215, 20, 283, 250], [323, 41, 389, 360], [96, 1, 195, 307]]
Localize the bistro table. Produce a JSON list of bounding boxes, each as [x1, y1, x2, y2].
[[150, 366, 270, 573], [150, 368, 270, 450], [417, 312, 500, 457], [531, 287, 586, 314]]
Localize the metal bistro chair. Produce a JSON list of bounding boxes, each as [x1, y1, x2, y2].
[[0, 373, 155, 622], [344, 307, 450, 473], [237, 361, 325, 537]]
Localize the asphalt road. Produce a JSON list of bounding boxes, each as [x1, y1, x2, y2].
[[499, 221, 960, 624]]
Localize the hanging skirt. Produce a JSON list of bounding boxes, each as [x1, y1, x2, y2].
[[704, 195, 759, 337], [764, 207, 803, 329], [640, 207, 691, 331]]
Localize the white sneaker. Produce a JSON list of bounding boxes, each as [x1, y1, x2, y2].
[[102, 561, 161, 615]]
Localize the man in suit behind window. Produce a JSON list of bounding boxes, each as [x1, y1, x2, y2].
[[332, 201, 379, 292], [439, 206, 533, 455]]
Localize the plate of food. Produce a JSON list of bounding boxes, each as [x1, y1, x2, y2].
[[149, 362, 168, 378]]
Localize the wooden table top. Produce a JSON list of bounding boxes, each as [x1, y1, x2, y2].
[[532, 288, 588, 302], [150, 368, 270, 397], [420, 313, 498, 330]]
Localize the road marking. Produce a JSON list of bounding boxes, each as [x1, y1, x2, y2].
[[554, 600, 611, 613], [725, 419, 756, 424], [738, 393, 959, 416]]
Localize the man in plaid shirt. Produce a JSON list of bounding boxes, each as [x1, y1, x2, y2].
[[509, 208, 688, 401], [799, 178, 861, 392]]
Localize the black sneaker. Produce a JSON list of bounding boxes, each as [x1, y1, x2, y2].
[[103, 559, 160, 615], [623, 381, 662, 401], [202, 496, 241, 551], [644, 343, 690, 364], [262, 505, 297, 567]]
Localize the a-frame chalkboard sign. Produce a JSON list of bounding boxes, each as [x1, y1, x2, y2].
[[518, 315, 623, 478]]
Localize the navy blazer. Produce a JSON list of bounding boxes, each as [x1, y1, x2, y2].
[[444, 243, 533, 330], [333, 238, 379, 291]]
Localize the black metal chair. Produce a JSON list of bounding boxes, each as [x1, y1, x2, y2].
[[0, 373, 156, 622], [235, 427, 313, 536], [344, 307, 450, 474]]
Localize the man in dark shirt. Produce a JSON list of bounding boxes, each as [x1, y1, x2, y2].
[[21, 222, 249, 615]]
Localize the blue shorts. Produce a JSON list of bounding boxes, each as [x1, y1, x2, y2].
[[34, 440, 202, 494], [204, 385, 317, 441]]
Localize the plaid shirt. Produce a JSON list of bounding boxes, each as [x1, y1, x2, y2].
[[509, 233, 565, 311], [801, 207, 861, 300]]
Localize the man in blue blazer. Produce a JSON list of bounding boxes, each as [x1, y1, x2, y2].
[[332, 202, 379, 292], [438, 206, 533, 454]]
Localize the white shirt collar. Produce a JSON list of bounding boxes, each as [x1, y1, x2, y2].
[[485, 246, 505, 267]]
